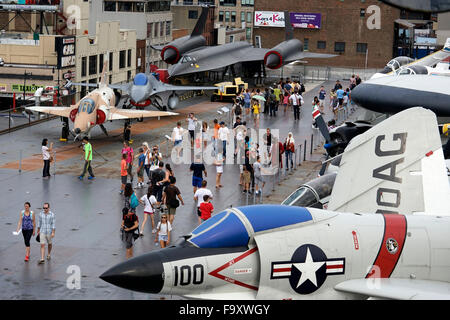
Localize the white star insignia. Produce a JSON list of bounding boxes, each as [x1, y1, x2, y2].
[[292, 248, 325, 288]]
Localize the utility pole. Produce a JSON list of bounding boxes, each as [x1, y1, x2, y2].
[[23, 70, 32, 102]]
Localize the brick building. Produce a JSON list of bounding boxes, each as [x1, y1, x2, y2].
[[253, 0, 401, 68]]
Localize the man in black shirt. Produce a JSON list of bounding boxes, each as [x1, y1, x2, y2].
[[151, 162, 166, 203], [190, 159, 207, 194]]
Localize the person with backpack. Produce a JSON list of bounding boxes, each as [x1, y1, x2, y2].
[[232, 97, 242, 122], [162, 176, 184, 225], [15, 202, 35, 262], [289, 89, 304, 121], [139, 185, 158, 236], [269, 89, 277, 117], [124, 183, 139, 213], [121, 207, 139, 259]]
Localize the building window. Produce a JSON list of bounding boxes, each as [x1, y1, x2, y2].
[[81, 57, 87, 77], [127, 70, 132, 82], [231, 11, 236, 22], [160, 22, 164, 37], [146, 1, 171, 12], [241, 11, 245, 22], [166, 21, 171, 36], [304, 38, 309, 51], [135, 2, 145, 12], [229, 35, 234, 43], [220, 0, 237, 6], [188, 10, 198, 19], [127, 49, 132, 67], [99, 54, 104, 72], [225, 11, 230, 22], [247, 12, 252, 23], [104, 1, 116, 11], [183, 0, 193, 4], [360, 8, 366, 17], [317, 41, 326, 49], [120, 50, 126, 69], [118, 1, 132, 12], [154, 22, 158, 37], [109, 52, 113, 71], [246, 27, 251, 40], [147, 23, 153, 38], [89, 55, 97, 75], [356, 42, 368, 53], [334, 42, 345, 53], [80, 81, 87, 98], [219, 11, 224, 22], [254, 35, 261, 48]]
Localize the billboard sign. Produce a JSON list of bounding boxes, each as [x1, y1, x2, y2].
[[255, 11, 285, 27], [290, 12, 322, 29], [55, 36, 76, 69]]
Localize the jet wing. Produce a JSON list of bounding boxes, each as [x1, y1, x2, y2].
[[108, 108, 178, 121], [69, 82, 131, 93], [335, 278, 450, 300], [25, 106, 72, 118], [327, 107, 450, 216], [154, 83, 217, 95]]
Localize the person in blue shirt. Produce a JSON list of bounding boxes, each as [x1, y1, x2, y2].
[[336, 88, 345, 108], [318, 86, 326, 113]]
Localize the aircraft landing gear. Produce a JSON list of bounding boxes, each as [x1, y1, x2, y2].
[[60, 117, 69, 142], [123, 120, 131, 143]]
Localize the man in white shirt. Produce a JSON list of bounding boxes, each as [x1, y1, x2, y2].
[[289, 89, 304, 120], [193, 180, 213, 225], [187, 113, 197, 148], [172, 121, 185, 157], [218, 121, 229, 159]]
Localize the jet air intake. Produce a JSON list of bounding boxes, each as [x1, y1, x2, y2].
[[161, 36, 206, 64], [264, 39, 303, 69]]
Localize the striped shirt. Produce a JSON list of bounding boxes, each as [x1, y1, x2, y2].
[[37, 211, 55, 235]]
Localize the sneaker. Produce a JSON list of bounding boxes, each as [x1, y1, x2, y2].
[[152, 229, 157, 234], [139, 233, 144, 237], [88, 176, 95, 180], [47, 255, 51, 261], [38, 260, 45, 265], [25, 256, 29, 262], [78, 176, 83, 180], [119, 190, 123, 194]]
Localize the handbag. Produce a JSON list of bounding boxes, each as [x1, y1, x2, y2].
[[130, 193, 139, 209], [36, 233, 40, 243]]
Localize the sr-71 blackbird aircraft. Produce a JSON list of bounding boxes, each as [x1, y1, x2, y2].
[[163, 11, 336, 78], [101, 107, 450, 299], [27, 60, 177, 140]]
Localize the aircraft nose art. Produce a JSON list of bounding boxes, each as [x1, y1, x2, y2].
[[100, 251, 164, 294]]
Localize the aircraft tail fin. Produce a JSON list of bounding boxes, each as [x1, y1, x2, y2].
[[328, 107, 450, 216], [444, 38, 450, 52], [191, 5, 209, 37], [99, 53, 109, 87], [284, 11, 293, 40]]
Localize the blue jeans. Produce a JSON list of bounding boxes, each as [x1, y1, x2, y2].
[[222, 140, 227, 158], [285, 150, 293, 169]]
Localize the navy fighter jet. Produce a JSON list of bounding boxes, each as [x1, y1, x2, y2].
[[101, 107, 450, 299], [168, 11, 336, 78], [69, 72, 216, 111]]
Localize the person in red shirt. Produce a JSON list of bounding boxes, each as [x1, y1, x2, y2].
[[199, 195, 214, 224], [120, 154, 128, 194]]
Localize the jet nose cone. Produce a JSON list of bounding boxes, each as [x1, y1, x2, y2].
[[100, 251, 164, 294], [130, 89, 147, 104], [163, 48, 177, 63], [265, 53, 281, 69]]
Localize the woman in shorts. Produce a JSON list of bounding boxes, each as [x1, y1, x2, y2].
[[155, 214, 172, 248], [15, 202, 35, 262], [139, 185, 157, 236]]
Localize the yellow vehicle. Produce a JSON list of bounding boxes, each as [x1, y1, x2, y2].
[[211, 78, 248, 102]]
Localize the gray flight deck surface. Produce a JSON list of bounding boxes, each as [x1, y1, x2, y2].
[[0, 80, 360, 299]]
